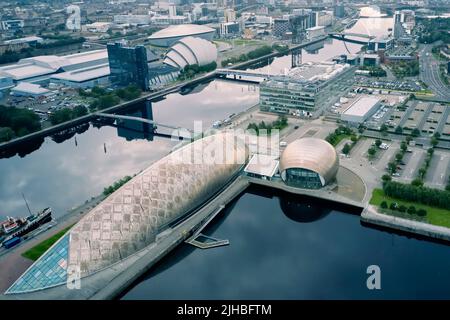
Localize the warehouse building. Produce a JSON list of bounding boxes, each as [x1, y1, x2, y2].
[[340, 96, 381, 124], [50, 64, 110, 89]]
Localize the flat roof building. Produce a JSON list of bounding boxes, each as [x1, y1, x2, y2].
[[260, 61, 354, 117], [341, 96, 381, 124], [50, 64, 110, 88], [0, 50, 109, 83], [244, 154, 279, 180], [10, 82, 53, 97]]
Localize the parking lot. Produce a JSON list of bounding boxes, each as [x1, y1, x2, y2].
[[355, 77, 424, 92], [1, 88, 90, 123]]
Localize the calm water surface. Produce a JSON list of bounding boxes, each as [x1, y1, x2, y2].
[[121, 186, 450, 299]]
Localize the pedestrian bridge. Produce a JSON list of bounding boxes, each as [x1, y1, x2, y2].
[[215, 68, 276, 83], [95, 112, 194, 140], [329, 32, 376, 45]]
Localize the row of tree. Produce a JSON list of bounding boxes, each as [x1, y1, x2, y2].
[[103, 176, 133, 196], [246, 115, 288, 136], [325, 126, 354, 146], [380, 201, 427, 217], [417, 17, 450, 44], [0, 105, 42, 142], [79, 85, 142, 111], [221, 45, 273, 67], [49, 105, 88, 125], [179, 62, 217, 79], [382, 180, 450, 210]]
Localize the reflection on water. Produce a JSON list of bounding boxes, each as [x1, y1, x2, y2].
[[121, 185, 450, 300], [347, 6, 393, 38], [0, 80, 258, 219]]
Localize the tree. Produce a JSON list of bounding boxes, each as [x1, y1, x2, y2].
[[395, 152, 403, 162], [418, 167, 427, 179], [380, 124, 388, 132], [398, 205, 407, 212], [382, 174, 392, 182], [431, 137, 438, 147], [411, 178, 424, 187], [49, 108, 73, 125], [407, 206, 416, 215], [395, 126, 403, 134], [0, 127, 14, 142], [390, 202, 397, 210], [375, 139, 382, 147], [387, 162, 397, 174], [400, 141, 408, 152], [368, 147, 377, 158], [98, 94, 120, 109], [417, 209, 427, 217], [411, 128, 420, 137], [380, 201, 388, 209], [72, 105, 88, 118], [342, 143, 351, 155]]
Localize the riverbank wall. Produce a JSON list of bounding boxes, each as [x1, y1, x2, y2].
[[0, 36, 329, 151], [361, 205, 450, 243]]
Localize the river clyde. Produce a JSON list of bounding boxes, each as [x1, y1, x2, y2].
[[1, 9, 449, 299]]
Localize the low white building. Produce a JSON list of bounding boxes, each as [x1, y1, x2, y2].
[[306, 26, 325, 40], [10, 82, 53, 97], [3, 36, 44, 45], [85, 22, 113, 33], [113, 14, 151, 25], [341, 97, 381, 124]]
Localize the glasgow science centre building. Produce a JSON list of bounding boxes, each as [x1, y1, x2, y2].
[[3, 134, 339, 299]]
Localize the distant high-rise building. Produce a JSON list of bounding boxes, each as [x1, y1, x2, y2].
[[224, 8, 236, 22], [168, 4, 177, 18], [333, 0, 345, 19], [107, 42, 150, 91]]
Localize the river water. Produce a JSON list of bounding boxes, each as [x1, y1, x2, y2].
[[2, 8, 449, 299], [121, 186, 450, 299]]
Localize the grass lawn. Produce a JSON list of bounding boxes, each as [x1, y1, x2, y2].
[[369, 188, 450, 228], [22, 225, 74, 261]]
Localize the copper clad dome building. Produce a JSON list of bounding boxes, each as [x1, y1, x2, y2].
[[279, 138, 339, 189]]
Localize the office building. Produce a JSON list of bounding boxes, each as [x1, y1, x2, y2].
[[260, 61, 354, 117], [107, 42, 149, 90]]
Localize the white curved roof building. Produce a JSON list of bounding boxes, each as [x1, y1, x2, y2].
[[279, 138, 339, 188], [148, 24, 215, 47], [6, 132, 248, 295], [164, 37, 217, 69]]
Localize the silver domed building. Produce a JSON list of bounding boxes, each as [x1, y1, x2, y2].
[[148, 24, 216, 47], [164, 36, 217, 70], [279, 138, 339, 189]]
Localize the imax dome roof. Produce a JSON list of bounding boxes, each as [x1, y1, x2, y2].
[[279, 138, 339, 185]]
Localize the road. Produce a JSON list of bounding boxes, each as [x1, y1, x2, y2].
[[419, 44, 450, 101]]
